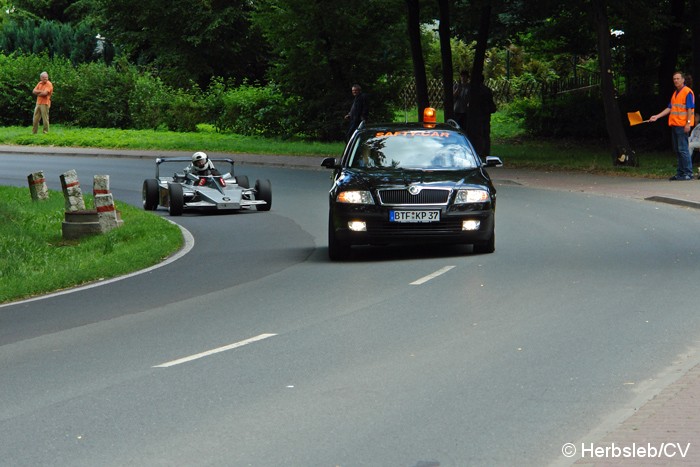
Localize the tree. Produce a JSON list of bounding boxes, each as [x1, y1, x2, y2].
[[406, 0, 429, 121], [89, 0, 268, 88], [7, 0, 81, 23], [437, 0, 455, 121], [253, 0, 409, 140], [0, 18, 99, 64], [592, 0, 636, 166], [469, 0, 491, 81]]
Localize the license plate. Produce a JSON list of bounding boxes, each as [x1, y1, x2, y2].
[[390, 210, 440, 223]]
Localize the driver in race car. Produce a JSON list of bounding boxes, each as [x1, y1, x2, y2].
[[185, 151, 221, 176]]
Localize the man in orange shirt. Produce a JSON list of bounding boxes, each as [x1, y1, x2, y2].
[[32, 71, 53, 134], [650, 71, 695, 180]]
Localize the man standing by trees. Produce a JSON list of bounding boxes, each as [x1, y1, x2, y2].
[[453, 69, 470, 130], [32, 71, 53, 134], [650, 72, 695, 180], [344, 84, 369, 142]]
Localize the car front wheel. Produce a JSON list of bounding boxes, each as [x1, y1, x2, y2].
[[255, 179, 272, 211], [472, 230, 495, 254], [328, 215, 350, 261]]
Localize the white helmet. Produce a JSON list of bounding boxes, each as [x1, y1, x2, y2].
[[192, 151, 208, 168]]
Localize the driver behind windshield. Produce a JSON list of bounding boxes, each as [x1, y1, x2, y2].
[[185, 151, 220, 176]]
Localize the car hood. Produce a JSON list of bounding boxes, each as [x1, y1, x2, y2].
[[340, 167, 489, 189]]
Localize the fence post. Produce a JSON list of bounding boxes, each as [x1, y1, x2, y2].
[[59, 169, 86, 212], [27, 171, 49, 201]]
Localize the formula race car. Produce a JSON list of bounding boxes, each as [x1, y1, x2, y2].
[[142, 157, 271, 216]]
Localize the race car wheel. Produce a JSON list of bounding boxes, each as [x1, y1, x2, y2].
[[255, 179, 272, 211], [168, 183, 184, 216], [328, 214, 350, 261], [236, 175, 249, 188], [142, 179, 159, 211]]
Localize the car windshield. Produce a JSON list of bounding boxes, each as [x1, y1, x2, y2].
[[348, 129, 478, 170]]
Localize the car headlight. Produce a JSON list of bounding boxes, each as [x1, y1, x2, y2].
[[337, 190, 374, 204], [455, 189, 490, 204]]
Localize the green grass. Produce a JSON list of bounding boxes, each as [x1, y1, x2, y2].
[[0, 186, 183, 304], [0, 120, 678, 178], [0, 124, 345, 156], [492, 137, 677, 178]]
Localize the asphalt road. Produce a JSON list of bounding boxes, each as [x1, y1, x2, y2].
[[2, 154, 700, 466]]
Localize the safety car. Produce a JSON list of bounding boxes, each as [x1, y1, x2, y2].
[[322, 108, 502, 260]]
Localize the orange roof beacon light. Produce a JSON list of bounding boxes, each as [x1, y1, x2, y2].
[[423, 107, 437, 124]]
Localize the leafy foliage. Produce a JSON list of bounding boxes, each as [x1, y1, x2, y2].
[[89, 0, 269, 88], [216, 82, 303, 138], [252, 0, 410, 140], [0, 18, 103, 64]]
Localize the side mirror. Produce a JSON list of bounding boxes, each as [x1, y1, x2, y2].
[[483, 156, 503, 168], [321, 157, 338, 169]]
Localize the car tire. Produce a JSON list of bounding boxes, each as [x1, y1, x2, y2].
[[473, 230, 495, 254], [143, 179, 159, 211], [255, 179, 272, 211], [328, 215, 350, 261], [168, 183, 184, 216], [236, 175, 249, 188]]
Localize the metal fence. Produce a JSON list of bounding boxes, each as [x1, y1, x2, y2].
[[397, 72, 602, 111]]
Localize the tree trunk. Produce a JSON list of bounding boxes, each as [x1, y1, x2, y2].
[[437, 0, 454, 121], [407, 0, 429, 121], [658, 0, 685, 99], [691, 0, 700, 91], [592, 0, 637, 166], [470, 0, 491, 82]]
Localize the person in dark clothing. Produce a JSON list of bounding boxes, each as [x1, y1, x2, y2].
[[453, 70, 470, 130], [466, 74, 497, 157], [344, 84, 369, 141]]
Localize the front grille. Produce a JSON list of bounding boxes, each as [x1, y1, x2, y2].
[[378, 188, 450, 205], [367, 218, 464, 235]]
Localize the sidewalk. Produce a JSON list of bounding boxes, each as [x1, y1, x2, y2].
[[3, 144, 700, 465]]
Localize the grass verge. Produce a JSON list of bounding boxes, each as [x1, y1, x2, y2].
[[0, 186, 183, 304], [0, 125, 345, 157], [0, 121, 679, 178]]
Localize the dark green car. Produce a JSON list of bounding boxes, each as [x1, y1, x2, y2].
[[322, 117, 503, 260]]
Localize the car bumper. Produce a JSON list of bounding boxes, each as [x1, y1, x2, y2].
[[330, 204, 494, 246]]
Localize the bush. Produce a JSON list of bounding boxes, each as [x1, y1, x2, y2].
[[58, 61, 136, 128], [217, 82, 303, 138], [128, 75, 171, 130], [508, 94, 607, 138], [163, 89, 205, 132]]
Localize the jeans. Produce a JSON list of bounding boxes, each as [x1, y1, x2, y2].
[[671, 126, 692, 177]]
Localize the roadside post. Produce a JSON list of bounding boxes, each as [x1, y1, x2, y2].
[[59, 169, 86, 211], [27, 171, 49, 201]]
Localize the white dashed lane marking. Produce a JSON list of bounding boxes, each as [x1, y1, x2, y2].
[[410, 266, 455, 285], [154, 333, 278, 368]]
